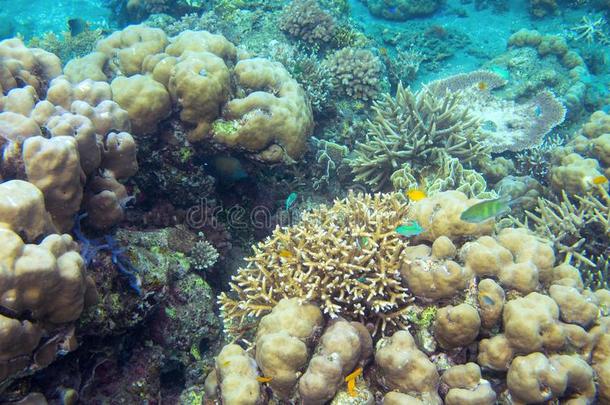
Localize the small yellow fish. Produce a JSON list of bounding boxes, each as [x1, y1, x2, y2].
[[221, 360, 230, 367], [592, 175, 608, 185], [256, 376, 273, 383], [279, 249, 293, 258], [406, 189, 427, 201], [345, 367, 363, 397], [347, 378, 357, 397]]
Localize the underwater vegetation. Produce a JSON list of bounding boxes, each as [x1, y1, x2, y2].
[[1, 0, 610, 403]]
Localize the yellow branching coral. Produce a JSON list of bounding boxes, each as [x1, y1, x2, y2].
[[218, 192, 415, 334]]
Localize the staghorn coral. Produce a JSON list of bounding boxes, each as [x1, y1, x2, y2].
[[347, 82, 487, 191], [218, 190, 552, 340], [279, 0, 335, 44], [507, 186, 609, 289], [219, 192, 414, 335], [324, 47, 382, 101], [210, 256, 610, 404]]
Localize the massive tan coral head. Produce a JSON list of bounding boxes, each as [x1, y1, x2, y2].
[[218, 191, 415, 335], [0, 38, 62, 96], [0, 180, 56, 241], [211, 58, 313, 163]]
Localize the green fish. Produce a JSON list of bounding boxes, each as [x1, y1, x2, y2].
[[396, 220, 424, 237], [357, 236, 369, 249], [285, 192, 298, 210], [460, 196, 517, 223]]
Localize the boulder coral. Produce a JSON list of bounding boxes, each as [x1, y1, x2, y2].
[[67, 25, 313, 164], [0, 39, 138, 232], [551, 110, 610, 194], [0, 180, 96, 386]]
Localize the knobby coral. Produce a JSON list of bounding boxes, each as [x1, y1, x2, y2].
[[279, 0, 335, 44]]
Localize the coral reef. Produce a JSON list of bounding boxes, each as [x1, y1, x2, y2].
[[78, 25, 314, 164], [0, 180, 97, 388], [505, 29, 592, 116], [218, 190, 561, 344], [209, 225, 610, 402], [551, 110, 610, 194], [428, 70, 566, 153], [0, 39, 138, 232]]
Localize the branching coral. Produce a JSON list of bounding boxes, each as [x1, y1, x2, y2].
[[571, 15, 609, 44], [219, 192, 415, 335], [509, 186, 609, 289], [347, 82, 487, 191]]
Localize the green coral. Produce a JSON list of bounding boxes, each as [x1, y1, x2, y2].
[[211, 119, 241, 137]]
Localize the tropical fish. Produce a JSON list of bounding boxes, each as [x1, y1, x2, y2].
[[396, 220, 424, 237], [207, 155, 248, 183], [256, 376, 273, 383], [345, 367, 363, 397], [279, 249, 293, 258], [67, 18, 88, 36], [406, 189, 427, 201], [591, 175, 608, 185], [460, 196, 516, 223], [285, 192, 298, 210]]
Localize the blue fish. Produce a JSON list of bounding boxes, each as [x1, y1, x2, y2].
[[286, 192, 298, 210], [396, 220, 424, 237]]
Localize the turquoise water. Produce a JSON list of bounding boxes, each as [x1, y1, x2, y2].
[[1, 0, 610, 403]]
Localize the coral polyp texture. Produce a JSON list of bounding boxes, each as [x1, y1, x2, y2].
[[279, 0, 335, 44], [67, 25, 314, 164]]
